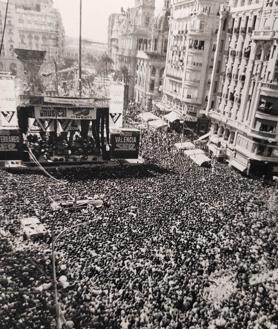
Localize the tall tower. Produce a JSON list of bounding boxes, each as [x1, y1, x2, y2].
[[134, 0, 155, 27]]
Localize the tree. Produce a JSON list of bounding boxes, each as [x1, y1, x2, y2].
[[95, 53, 113, 77]]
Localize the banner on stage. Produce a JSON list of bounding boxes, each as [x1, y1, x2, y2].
[[44, 97, 109, 108], [109, 82, 124, 128], [110, 128, 140, 159], [0, 76, 18, 129], [35, 107, 97, 120], [0, 129, 21, 160]]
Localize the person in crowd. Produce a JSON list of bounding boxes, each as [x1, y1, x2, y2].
[[0, 112, 277, 329]]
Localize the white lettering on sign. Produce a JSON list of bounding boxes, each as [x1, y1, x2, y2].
[[0, 135, 20, 143], [0, 143, 17, 151], [115, 136, 137, 143], [115, 143, 136, 151]]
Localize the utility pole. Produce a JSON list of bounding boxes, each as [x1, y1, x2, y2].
[[54, 59, 59, 96], [78, 0, 82, 97], [0, 0, 9, 57]]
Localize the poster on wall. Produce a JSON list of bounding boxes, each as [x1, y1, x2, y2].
[[0, 75, 18, 130], [109, 82, 124, 128]]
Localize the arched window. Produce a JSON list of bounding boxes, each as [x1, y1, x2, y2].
[[274, 18, 278, 31], [213, 123, 219, 134], [264, 44, 271, 61], [9, 63, 17, 75], [255, 45, 262, 60], [218, 126, 224, 137]]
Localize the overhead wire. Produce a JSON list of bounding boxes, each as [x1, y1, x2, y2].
[[23, 135, 66, 185]]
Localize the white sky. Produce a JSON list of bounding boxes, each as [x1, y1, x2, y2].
[[53, 0, 164, 43]]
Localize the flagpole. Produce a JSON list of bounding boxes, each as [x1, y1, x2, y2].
[[78, 0, 82, 97]]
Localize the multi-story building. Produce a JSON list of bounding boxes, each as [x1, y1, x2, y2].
[[161, 0, 223, 126], [108, 0, 156, 99], [0, 0, 64, 75], [135, 0, 170, 110], [206, 0, 278, 177], [108, 13, 126, 66]]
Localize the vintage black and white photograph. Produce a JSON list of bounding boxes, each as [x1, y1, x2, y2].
[[0, 0, 278, 328]]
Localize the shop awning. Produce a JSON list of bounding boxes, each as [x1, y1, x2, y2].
[[138, 112, 160, 122], [174, 142, 195, 150], [229, 159, 248, 173], [164, 111, 182, 123], [197, 131, 211, 141], [183, 115, 198, 122], [154, 102, 172, 113], [148, 119, 168, 130], [184, 149, 205, 156], [190, 154, 211, 167]]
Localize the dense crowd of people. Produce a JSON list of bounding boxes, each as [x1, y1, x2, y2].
[[27, 133, 98, 161], [0, 126, 278, 329]]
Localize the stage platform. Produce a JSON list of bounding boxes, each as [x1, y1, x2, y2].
[[3, 157, 146, 174]]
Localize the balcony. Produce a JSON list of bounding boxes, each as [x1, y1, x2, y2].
[[250, 128, 277, 140], [256, 111, 278, 121], [260, 82, 278, 97], [252, 30, 275, 41]]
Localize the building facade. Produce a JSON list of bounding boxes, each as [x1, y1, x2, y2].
[[108, 13, 126, 66], [206, 0, 278, 177], [161, 0, 223, 125], [108, 0, 156, 99], [135, 0, 170, 110], [0, 0, 64, 75]]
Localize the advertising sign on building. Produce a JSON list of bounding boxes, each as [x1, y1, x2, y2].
[[110, 128, 140, 159], [0, 75, 18, 130], [35, 107, 97, 120], [109, 82, 124, 128], [0, 129, 22, 160]]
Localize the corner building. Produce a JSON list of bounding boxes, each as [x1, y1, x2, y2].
[[0, 0, 64, 75], [207, 0, 278, 177], [135, 0, 170, 110], [161, 0, 223, 126]]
